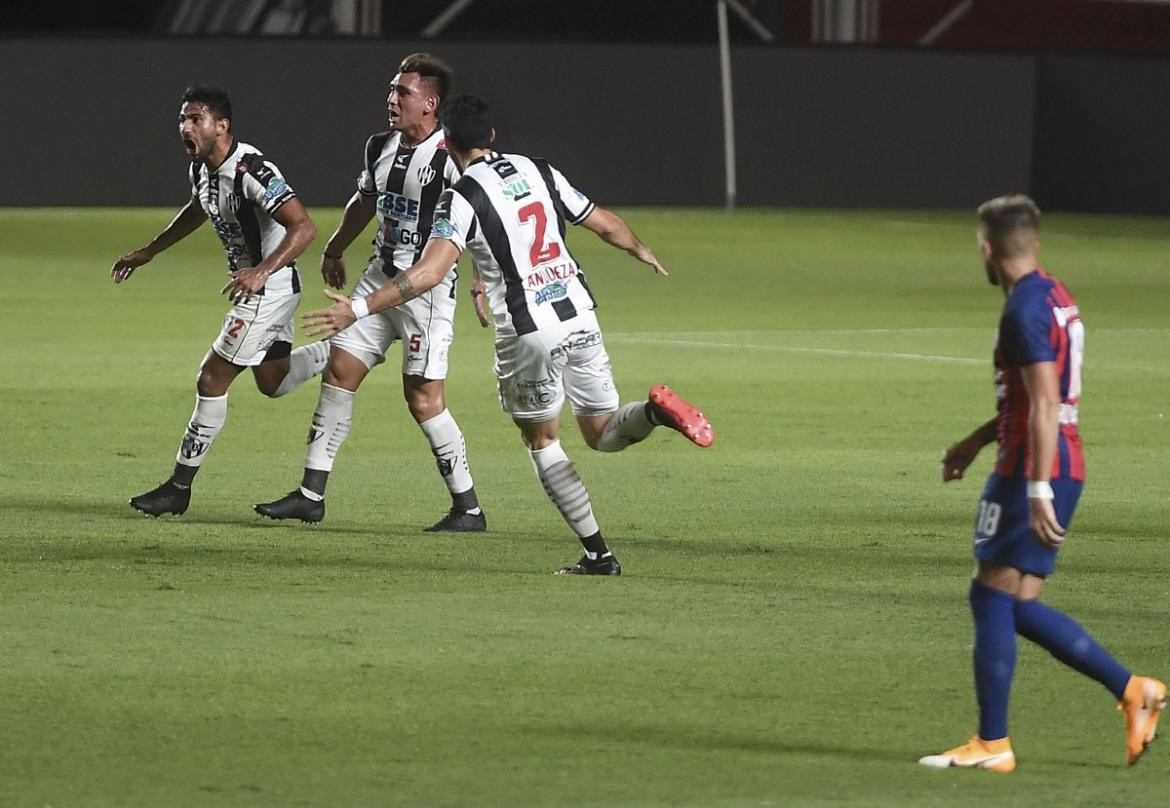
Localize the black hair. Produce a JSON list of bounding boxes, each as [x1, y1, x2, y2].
[[181, 85, 233, 128], [398, 52, 452, 100], [439, 95, 494, 152]]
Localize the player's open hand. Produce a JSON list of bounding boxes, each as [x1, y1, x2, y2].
[[941, 437, 981, 482], [321, 253, 347, 290], [302, 289, 356, 339], [470, 275, 490, 328], [1029, 497, 1067, 547], [111, 249, 153, 283], [220, 267, 268, 305]]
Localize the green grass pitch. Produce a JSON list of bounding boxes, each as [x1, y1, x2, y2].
[[1, 207, 1167, 806]]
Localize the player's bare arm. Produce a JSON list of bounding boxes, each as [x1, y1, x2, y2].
[[941, 417, 997, 482], [580, 206, 668, 276], [222, 198, 316, 304], [111, 196, 207, 283], [321, 191, 377, 290], [1021, 360, 1066, 547], [470, 266, 489, 328], [302, 238, 461, 339]]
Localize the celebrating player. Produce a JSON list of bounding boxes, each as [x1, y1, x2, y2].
[[919, 195, 1165, 772], [112, 85, 325, 517], [255, 53, 486, 531], [300, 95, 714, 575]]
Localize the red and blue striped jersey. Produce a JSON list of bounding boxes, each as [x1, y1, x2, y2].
[[993, 268, 1085, 481]]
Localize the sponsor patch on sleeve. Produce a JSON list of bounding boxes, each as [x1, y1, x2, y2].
[[432, 217, 457, 239]]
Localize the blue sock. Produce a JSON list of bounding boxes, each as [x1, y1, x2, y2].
[[969, 579, 1017, 741], [1013, 599, 1132, 700]]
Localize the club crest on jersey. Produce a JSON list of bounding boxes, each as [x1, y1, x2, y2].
[[227, 192, 241, 213], [417, 164, 437, 186], [377, 191, 420, 222]]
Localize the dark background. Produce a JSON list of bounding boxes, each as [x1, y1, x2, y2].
[[3, 1, 1169, 213]]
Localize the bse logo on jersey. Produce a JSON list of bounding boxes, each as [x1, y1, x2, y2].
[[377, 191, 420, 222], [534, 281, 569, 305]]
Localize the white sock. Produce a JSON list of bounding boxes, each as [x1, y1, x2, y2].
[[174, 393, 228, 471], [529, 440, 599, 539], [304, 383, 354, 472], [272, 341, 331, 397], [594, 401, 655, 452], [418, 409, 476, 502]]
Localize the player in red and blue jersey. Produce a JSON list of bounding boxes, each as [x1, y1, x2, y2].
[[919, 196, 1165, 773]]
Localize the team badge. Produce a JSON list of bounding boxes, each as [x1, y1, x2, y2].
[[417, 164, 436, 186], [227, 192, 241, 213]]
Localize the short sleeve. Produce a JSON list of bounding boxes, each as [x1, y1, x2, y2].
[[428, 188, 475, 253], [1001, 297, 1058, 366], [357, 133, 385, 196], [242, 158, 296, 215], [548, 164, 595, 225]]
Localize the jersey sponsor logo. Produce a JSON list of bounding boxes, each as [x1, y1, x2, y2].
[[549, 330, 603, 361], [377, 191, 420, 222], [417, 164, 437, 186], [501, 177, 533, 201], [533, 281, 569, 305], [263, 176, 289, 203], [432, 217, 457, 238]]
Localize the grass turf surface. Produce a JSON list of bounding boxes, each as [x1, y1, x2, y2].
[[1, 207, 1167, 806]]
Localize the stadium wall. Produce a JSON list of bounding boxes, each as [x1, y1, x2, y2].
[[0, 39, 1165, 213]]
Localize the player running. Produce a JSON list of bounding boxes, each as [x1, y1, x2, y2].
[[299, 94, 714, 575], [919, 195, 1165, 773], [111, 85, 326, 517], [255, 53, 485, 532]]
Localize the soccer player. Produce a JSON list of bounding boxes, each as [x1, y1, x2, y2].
[[255, 53, 485, 532], [299, 95, 714, 575], [111, 86, 326, 517], [919, 195, 1166, 772]]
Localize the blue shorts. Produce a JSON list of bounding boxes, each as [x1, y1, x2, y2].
[[972, 474, 1083, 577]]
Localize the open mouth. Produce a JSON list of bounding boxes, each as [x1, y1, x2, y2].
[[183, 137, 198, 156]]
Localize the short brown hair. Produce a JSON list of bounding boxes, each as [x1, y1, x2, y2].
[[977, 194, 1040, 257], [398, 52, 452, 100]]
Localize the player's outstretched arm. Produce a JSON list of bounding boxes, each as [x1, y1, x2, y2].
[[580, 206, 668, 277], [302, 238, 461, 339], [1021, 360, 1066, 547], [222, 199, 317, 304], [941, 417, 997, 482], [111, 196, 207, 283], [321, 192, 376, 290]]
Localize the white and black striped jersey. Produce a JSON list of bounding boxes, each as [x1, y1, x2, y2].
[[189, 140, 301, 296], [357, 127, 460, 273], [430, 152, 597, 337]]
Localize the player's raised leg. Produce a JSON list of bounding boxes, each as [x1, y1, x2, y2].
[[586, 384, 714, 451], [130, 351, 242, 516]]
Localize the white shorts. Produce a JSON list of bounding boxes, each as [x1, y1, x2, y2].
[[494, 310, 620, 421], [211, 290, 300, 367], [330, 258, 457, 379]]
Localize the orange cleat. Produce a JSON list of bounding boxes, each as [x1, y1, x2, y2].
[[1119, 675, 1168, 765], [918, 736, 1016, 773], [648, 384, 714, 448]]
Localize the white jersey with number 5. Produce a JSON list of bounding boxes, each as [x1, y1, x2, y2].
[[430, 151, 597, 338]]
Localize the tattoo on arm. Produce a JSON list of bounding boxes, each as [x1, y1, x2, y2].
[[393, 274, 417, 302]]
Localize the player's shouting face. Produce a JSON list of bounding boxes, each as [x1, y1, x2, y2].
[[178, 102, 229, 162], [386, 72, 438, 134]]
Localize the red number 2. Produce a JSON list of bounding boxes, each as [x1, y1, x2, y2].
[[518, 202, 561, 268], [227, 318, 246, 338]]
